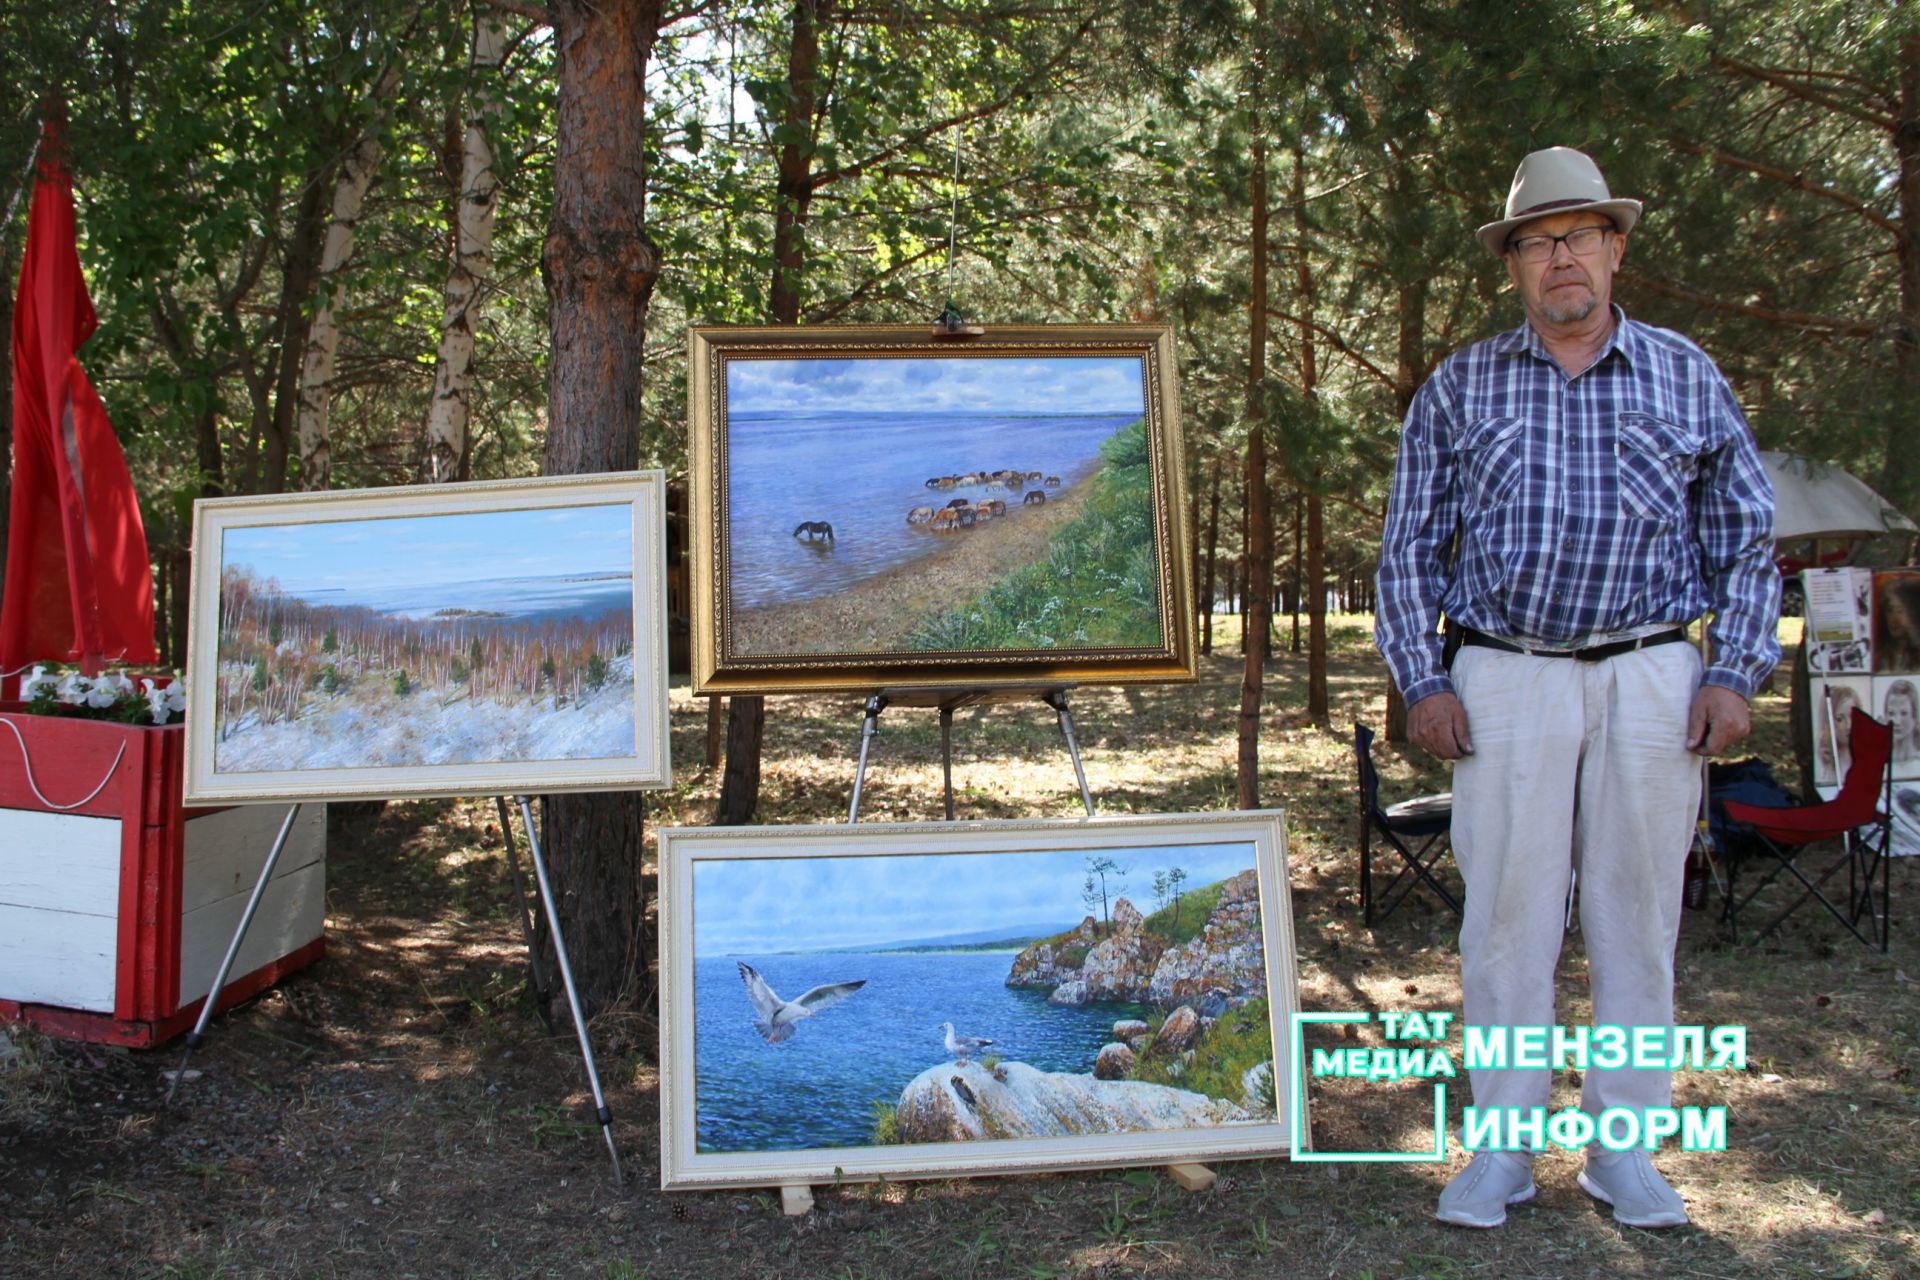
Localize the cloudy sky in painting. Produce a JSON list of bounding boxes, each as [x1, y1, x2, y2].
[[726, 355, 1146, 415], [690, 840, 1258, 955], [221, 503, 632, 598]]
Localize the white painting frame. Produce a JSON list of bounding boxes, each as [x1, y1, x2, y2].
[[658, 811, 1300, 1191], [183, 473, 671, 804]]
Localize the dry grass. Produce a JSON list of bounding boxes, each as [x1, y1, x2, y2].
[[2, 614, 1917, 1279]]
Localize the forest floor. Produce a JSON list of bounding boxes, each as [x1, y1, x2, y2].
[[4, 614, 1919, 1279]]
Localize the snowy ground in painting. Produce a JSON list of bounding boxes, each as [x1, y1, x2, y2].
[[214, 654, 637, 773]]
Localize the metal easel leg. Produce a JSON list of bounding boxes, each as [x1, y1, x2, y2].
[[513, 797, 624, 1182], [1044, 691, 1097, 818], [493, 795, 554, 1007], [166, 803, 303, 1105], [848, 695, 886, 823], [940, 706, 956, 821]]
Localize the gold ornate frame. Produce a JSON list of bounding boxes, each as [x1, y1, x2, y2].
[[182, 473, 672, 804], [688, 325, 1196, 694], [658, 811, 1299, 1190]]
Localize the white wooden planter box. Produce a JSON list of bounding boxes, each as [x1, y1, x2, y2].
[[0, 712, 325, 1047]]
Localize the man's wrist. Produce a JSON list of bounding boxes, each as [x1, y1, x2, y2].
[[1700, 669, 1756, 701], [1403, 676, 1456, 706]]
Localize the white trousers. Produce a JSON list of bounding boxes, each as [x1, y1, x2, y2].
[[1451, 639, 1702, 1122]]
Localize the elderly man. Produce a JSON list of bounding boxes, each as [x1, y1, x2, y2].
[[1375, 147, 1778, 1229]]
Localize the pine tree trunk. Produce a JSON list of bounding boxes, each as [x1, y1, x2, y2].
[[1890, 33, 1920, 517], [1307, 493, 1329, 725], [424, 13, 505, 483], [719, 0, 834, 827], [1201, 456, 1221, 655], [1236, 130, 1272, 810], [539, 0, 664, 1023]]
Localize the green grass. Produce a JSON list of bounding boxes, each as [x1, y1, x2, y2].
[[1127, 997, 1273, 1106], [905, 418, 1162, 651], [1137, 877, 1226, 947], [868, 1100, 901, 1145]]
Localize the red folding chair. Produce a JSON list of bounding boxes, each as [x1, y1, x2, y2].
[[1721, 707, 1893, 950]]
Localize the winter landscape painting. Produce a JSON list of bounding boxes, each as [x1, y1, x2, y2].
[[689, 326, 1195, 694], [658, 812, 1298, 1190], [183, 474, 671, 803]]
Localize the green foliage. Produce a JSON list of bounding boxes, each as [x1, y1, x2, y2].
[[540, 655, 556, 687], [450, 656, 469, 684], [1127, 997, 1272, 1107], [868, 1100, 901, 1146], [321, 630, 338, 654], [317, 665, 339, 695], [390, 669, 411, 697], [1139, 875, 1223, 947], [904, 420, 1163, 652], [250, 658, 268, 693], [585, 653, 609, 689]]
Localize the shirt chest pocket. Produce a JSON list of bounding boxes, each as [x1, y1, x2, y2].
[[1616, 414, 1701, 524], [1458, 417, 1525, 513]]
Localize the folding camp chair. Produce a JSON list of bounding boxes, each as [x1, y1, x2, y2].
[[1721, 707, 1893, 950], [1355, 723, 1461, 925]]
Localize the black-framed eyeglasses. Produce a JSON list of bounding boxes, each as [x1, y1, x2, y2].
[[1506, 225, 1612, 264]]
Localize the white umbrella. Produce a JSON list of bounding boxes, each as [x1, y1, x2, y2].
[[1762, 451, 1915, 543]]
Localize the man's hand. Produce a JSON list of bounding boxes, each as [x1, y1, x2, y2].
[[1687, 685, 1751, 757], [1409, 692, 1475, 760]]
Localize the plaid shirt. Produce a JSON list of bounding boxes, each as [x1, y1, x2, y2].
[[1376, 308, 1779, 705]]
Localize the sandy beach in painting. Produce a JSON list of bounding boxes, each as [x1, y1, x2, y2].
[[728, 475, 1093, 657]]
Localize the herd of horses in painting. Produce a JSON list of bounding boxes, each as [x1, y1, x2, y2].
[[789, 465, 1066, 545]]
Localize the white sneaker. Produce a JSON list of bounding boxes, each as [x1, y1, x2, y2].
[[1578, 1149, 1689, 1228], [1435, 1152, 1536, 1228]]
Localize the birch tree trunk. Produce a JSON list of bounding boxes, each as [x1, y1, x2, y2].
[[296, 129, 384, 491], [424, 9, 505, 483], [540, 0, 663, 1021]]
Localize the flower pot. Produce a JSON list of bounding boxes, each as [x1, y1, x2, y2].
[[0, 708, 325, 1047]]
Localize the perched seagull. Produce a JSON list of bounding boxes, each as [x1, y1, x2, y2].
[[939, 1021, 995, 1066], [737, 962, 865, 1044]]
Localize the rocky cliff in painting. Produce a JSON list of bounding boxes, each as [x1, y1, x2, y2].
[[893, 1060, 1252, 1143], [1006, 870, 1264, 1012]]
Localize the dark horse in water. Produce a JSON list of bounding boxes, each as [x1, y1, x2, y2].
[[793, 520, 835, 543]]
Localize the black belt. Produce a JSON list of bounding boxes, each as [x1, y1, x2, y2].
[[1458, 626, 1689, 663]]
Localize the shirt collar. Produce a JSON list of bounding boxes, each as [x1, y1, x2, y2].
[[1495, 304, 1638, 371]]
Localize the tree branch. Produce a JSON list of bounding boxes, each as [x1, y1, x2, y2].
[[1265, 306, 1395, 390], [1709, 50, 1895, 132], [1620, 268, 1880, 337], [1663, 135, 1898, 234]]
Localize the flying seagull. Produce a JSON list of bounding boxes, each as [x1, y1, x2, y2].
[[737, 962, 865, 1044], [940, 1021, 994, 1065]]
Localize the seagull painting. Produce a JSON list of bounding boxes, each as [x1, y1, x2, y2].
[[939, 1022, 994, 1066], [737, 962, 865, 1044]]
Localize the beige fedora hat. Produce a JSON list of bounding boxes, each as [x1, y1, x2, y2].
[[1475, 146, 1643, 257]]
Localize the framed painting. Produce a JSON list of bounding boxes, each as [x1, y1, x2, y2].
[[688, 325, 1196, 694], [658, 811, 1300, 1190], [182, 473, 672, 804]]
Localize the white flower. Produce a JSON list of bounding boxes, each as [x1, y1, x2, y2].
[[165, 681, 186, 714], [99, 671, 136, 697], [143, 679, 171, 725], [20, 665, 56, 700], [55, 673, 92, 706], [85, 682, 120, 709]]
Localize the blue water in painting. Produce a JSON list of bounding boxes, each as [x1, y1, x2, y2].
[[280, 573, 631, 622], [693, 951, 1144, 1153], [725, 410, 1141, 610]]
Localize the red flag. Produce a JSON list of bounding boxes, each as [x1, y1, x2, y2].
[[1, 111, 157, 683]]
